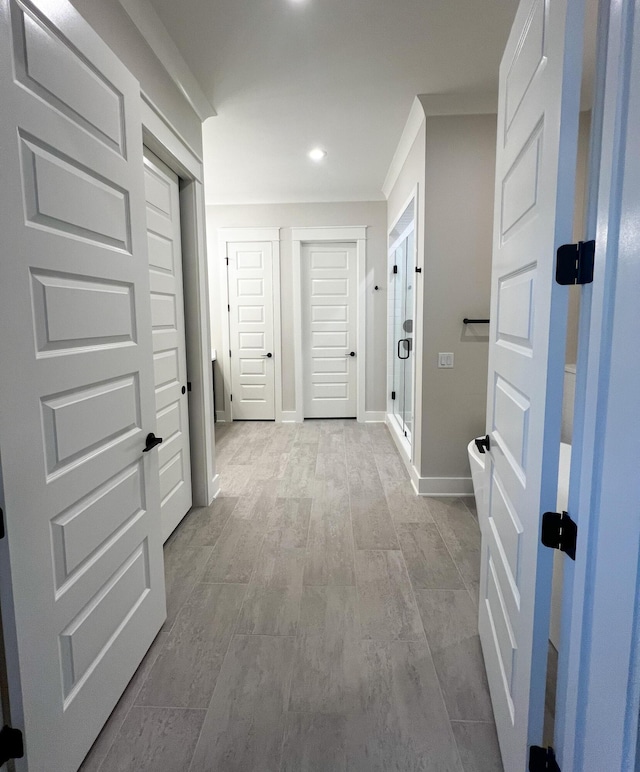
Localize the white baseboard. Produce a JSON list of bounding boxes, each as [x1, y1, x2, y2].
[[215, 411, 228, 423], [209, 473, 221, 503], [412, 476, 473, 497], [365, 411, 386, 422], [280, 411, 300, 423]]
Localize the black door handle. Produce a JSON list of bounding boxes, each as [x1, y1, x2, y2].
[[143, 432, 163, 453], [349, 351, 356, 357], [397, 338, 409, 360], [475, 435, 490, 454]]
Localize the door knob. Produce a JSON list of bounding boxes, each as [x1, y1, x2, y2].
[[475, 435, 490, 454], [262, 352, 273, 358], [143, 433, 163, 453], [347, 351, 356, 357]]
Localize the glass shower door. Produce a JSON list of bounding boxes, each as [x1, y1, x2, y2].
[[390, 227, 415, 447]]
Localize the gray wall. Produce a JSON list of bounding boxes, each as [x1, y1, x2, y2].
[[207, 201, 388, 414], [420, 114, 497, 478], [68, 0, 203, 157]]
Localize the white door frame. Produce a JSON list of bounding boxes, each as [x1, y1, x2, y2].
[[556, 0, 640, 768], [216, 227, 282, 423], [292, 226, 368, 423], [141, 94, 218, 504]]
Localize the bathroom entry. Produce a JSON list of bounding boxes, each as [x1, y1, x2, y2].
[[388, 198, 416, 456]]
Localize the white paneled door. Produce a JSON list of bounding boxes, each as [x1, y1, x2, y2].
[[143, 151, 192, 541], [479, 0, 583, 768], [227, 241, 275, 420], [0, 2, 166, 770], [302, 243, 357, 418]]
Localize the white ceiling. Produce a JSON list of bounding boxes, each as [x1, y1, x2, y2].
[[148, 0, 519, 205]]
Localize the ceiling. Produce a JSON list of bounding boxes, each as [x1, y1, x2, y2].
[[148, 0, 519, 205]]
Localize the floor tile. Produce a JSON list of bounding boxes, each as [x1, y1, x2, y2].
[[415, 589, 494, 721], [373, 451, 407, 486], [266, 497, 312, 547], [166, 497, 238, 550], [280, 713, 347, 772], [397, 522, 464, 590], [451, 722, 504, 772], [346, 640, 464, 771], [304, 481, 355, 587], [99, 706, 204, 772], [161, 544, 213, 632], [136, 583, 246, 709], [200, 516, 266, 583], [349, 465, 399, 550], [355, 550, 423, 641], [189, 635, 295, 772], [429, 497, 482, 600], [383, 479, 435, 523]]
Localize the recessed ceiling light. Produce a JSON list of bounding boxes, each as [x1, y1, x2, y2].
[[308, 147, 327, 162]]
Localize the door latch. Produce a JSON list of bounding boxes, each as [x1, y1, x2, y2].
[[0, 725, 24, 765], [541, 511, 577, 560], [475, 435, 490, 454]]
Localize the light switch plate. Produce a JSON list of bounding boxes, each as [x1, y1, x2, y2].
[[438, 352, 454, 368]]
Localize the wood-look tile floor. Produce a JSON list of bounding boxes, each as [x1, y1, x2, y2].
[[81, 420, 503, 772]]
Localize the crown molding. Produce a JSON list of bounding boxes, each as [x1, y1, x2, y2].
[[119, 0, 216, 121]]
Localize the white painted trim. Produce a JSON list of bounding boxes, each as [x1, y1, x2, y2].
[[119, 0, 215, 120], [210, 473, 221, 500], [365, 411, 386, 422], [280, 411, 299, 423], [142, 103, 217, 507], [418, 92, 499, 116], [413, 477, 474, 497], [141, 92, 203, 173], [291, 226, 367, 242], [217, 228, 282, 423], [382, 97, 425, 199], [292, 228, 368, 423]]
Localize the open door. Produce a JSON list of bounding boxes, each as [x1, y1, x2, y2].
[[478, 0, 584, 767], [0, 1, 166, 770]]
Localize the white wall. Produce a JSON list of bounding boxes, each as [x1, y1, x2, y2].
[[207, 202, 388, 416], [68, 0, 203, 157]]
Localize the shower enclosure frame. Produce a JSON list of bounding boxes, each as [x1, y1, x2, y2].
[[386, 189, 419, 465]]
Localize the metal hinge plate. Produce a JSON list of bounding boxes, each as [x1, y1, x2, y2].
[[0, 725, 24, 765], [393, 265, 398, 274], [529, 745, 561, 771], [225, 257, 229, 265], [391, 391, 396, 400], [0, 507, 4, 539], [541, 510, 577, 560], [556, 240, 595, 285]]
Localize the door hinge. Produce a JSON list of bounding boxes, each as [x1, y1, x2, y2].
[[529, 745, 561, 771], [393, 265, 398, 274], [556, 240, 595, 285], [227, 304, 230, 312], [0, 507, 4, 539], [229, 349, 232, 358], [391, 391, 396, 400], [187, 381, 192, 392], [230, 394, 233, 402], [541, 510, 577, 560], [0, 725, 24, 765], [225, 256, 229, 265], [415, 266, 422, 273]]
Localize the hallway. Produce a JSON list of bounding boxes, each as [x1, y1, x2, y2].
[[80, 420, 502, 771]]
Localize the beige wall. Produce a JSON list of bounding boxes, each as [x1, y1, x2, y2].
[[68, 0, 203, 156], [207, 201, 388, 414]]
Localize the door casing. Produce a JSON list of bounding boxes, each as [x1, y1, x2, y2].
[[292, 226, 368, 423]]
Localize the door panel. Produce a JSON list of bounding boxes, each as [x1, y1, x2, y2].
[[143, 150, 192, 541], [302, 243, 357, 418], [0, 2, 166, 770], [478, 0, 583, 767], [227, 241, 275, 420]]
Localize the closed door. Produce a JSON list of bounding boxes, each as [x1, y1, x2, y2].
[[144, 151, 192, 541], [302, 242, 357, 418], [478, 0, 582, 767], [0, 2, 166, 770], [227, 241, 275, 420]]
